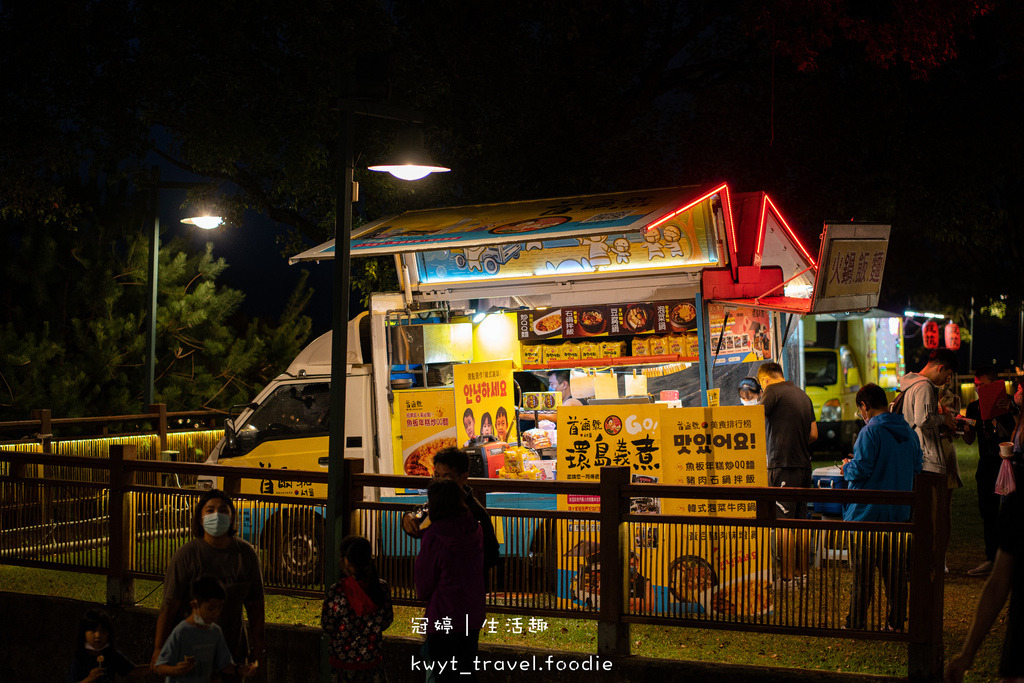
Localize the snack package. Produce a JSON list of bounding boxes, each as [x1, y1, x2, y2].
[[602, 340, 627, 359], [579, 342, 601, 361], [541, 391, 562, 410], [685, 333, 700, 358], [667, 334, 687, 357], [649, 335, 670, 355], [543, 345, 565, 363], [522, 344, 543, 365], [632, 336, 651, 357], [561, 342, 581, 360], [523, 393, 542, 410]]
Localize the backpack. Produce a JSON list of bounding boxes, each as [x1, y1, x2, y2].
[[890, 390, 906, 417]]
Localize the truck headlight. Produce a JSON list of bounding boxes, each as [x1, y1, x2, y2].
[[820, 400, 842, 422]]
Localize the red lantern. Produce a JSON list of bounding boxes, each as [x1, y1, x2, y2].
[[923, 320, 940, 349], [945, 323, 961, 350]]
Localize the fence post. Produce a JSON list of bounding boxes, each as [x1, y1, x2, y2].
[[598, 465, 630, 656], [107, 444, 137, 607], [30, 408, 52, 454], [149, 403, 168, 455], [344, 457, 362, 540], [908, 471, 945, 682]]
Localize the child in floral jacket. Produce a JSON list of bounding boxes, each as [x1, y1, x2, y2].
[[322, 535, 394, 683]]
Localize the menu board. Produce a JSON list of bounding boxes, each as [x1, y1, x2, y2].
[[556, 404, 664, 513], [708, 304, 772, 365], [391, 389, 457, 491], [554, 404, 770, 616], [518, 300, 698, 341], [661, 406, 768, 518]]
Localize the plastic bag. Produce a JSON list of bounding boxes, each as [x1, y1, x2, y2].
[[996, 458, 1017, 496]]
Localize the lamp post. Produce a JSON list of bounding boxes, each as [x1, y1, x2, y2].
[[320, 97, 448, 683], [324, 100, 449, 584], [143, 172, 223, 407]]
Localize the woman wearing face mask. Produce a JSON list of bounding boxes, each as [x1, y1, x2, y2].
[[151, 489, 265, 681], [738, 377, 762, 406]]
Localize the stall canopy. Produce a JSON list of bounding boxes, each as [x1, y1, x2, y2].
[[290, 182, 849, 313]]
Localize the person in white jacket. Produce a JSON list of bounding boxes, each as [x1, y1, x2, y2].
[[898, 347, 959, 570]]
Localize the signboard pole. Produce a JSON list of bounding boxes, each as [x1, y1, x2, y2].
[[695, 292, 709, 406]]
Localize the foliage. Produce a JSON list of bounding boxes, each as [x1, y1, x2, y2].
[[0, 180, 311, 418], [0, 0, 1022, 335]]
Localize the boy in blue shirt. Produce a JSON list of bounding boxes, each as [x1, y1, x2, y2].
[[155, 576, 256, 682]]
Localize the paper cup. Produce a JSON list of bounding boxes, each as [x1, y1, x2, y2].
[[999, 442, 1014, 459]]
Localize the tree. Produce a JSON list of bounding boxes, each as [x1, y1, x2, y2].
[[0, 179, 312, 418]]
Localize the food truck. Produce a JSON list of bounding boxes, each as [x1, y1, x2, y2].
[[202, 182, 891, 595]]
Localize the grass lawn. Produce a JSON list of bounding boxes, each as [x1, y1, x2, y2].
[[0, 441, 1009, 679]]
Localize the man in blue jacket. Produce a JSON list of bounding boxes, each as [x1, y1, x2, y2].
[[842, 383, 923, 631]]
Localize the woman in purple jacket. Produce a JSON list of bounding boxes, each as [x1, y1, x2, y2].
[[415, 478, 486, 682]]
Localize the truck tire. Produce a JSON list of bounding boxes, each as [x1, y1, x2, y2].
[[263, 511, 324, 586]]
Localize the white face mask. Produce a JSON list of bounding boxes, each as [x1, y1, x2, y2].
[[84, 642, 105, 652], [202, 511, 232, 537], [193, 612, 207, 627], [740, 398, 759, 406]]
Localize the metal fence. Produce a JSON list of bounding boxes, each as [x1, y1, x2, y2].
[[0, 444, 947, 680]]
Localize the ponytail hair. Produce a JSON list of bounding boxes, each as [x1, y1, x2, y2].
[[339, 535, 386, 606]]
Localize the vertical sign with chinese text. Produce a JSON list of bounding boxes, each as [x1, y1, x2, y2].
[[391, 388, 457, 481]]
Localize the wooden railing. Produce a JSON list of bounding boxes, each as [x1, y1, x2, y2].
[[0, 446, 948, 681]]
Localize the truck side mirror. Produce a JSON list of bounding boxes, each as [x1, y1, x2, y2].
[[224, 418, 237, 454]]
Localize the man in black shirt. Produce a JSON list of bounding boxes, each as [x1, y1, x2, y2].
[[758, 362, 818, 584], [963, 366, 1017, 577]]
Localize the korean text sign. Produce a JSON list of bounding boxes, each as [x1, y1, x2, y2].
[[454, 360, 517, 446]]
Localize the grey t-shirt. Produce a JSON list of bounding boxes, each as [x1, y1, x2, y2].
[[156, 621, 234, 683], [761, 380, 815, 469], [162, 537, 264, 660]]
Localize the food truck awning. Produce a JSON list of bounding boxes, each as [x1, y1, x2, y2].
[[289, 185, 718, 263], [704, 222, 890, 317]]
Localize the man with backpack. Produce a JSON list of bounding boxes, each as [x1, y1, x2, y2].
[[896, 347, 959, 568]]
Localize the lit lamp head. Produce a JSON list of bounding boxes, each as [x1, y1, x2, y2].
[[368, 127, 450, 181], [181, 215, 224, 230]]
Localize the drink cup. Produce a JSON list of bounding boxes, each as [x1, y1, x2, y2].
[[999, 442, 1014, 459]]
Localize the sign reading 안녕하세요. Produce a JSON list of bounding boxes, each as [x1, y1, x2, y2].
[[454, 360, 517, 447]]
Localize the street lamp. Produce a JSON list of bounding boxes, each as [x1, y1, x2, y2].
[[325, 102, 449, 588], [144, 174, 223, 407]]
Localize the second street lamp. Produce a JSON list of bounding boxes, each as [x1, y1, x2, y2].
[[144, 173, 223, 408]]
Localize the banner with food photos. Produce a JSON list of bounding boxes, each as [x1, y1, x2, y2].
[[517, 299, 699, 341], [391, 388, 457, 481], [708, 304, 772, 365], [554, 404, 771, 619], [454, 360, 517, 447]]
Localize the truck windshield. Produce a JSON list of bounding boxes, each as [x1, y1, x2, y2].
[[804, 352, 838, 387], [229, 382, 331, 458]]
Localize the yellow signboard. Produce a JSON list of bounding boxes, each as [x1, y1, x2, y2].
[[661, 406, 768, 517], [556, 404, 665, 512], [391, 388, 457, 478], [454, 360, 517, 446], [555, 405, 770, 617]]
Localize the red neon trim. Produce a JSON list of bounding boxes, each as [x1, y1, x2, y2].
[[755, 194, 768, 259], [765, 195, 816, 267], [721, 184, 737, 265], [643, 183, 729, 233]]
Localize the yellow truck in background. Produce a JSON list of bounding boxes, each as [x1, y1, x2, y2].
[[802, 312, 905, 453]]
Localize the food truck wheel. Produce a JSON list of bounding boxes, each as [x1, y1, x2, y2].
[[264, 512, 324, 585]]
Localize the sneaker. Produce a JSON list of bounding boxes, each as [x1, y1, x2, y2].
[[968, 561, 994, 577]]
